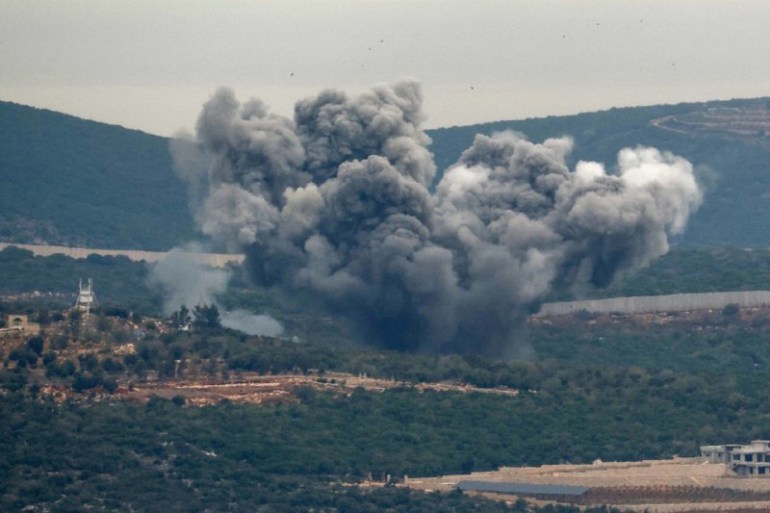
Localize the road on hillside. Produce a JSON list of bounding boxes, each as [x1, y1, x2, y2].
[[0, 242, 244, 268]]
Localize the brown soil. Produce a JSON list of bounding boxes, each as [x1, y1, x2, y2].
[[41, 370, 518, 406]]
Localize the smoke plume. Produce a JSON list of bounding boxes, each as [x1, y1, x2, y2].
[[176, 81, 702, 355], [149, 244, 229, 315], [169, 131, 211, 225], [149, 243, 284, 337]]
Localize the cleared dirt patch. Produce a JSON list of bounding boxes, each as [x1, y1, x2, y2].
[[650, 105, 770, 140], [46, 371, 519, 405]]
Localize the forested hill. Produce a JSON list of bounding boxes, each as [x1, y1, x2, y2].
[[0, 101, 197, 250], [3, 97, 770, 249]]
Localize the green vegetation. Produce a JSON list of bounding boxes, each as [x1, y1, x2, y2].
[[4, 384, 641, 513], [7, 244, 770, 321], [8, 97, 770, 511], [2, 343, 770, 511], [532, 320, 770, 373], [5, 244, 770, 510], [0, 100, 197, 249], [0, 246, 162, 314], [568, 246, 770, 300], [191, 303, 221, 329], [4, 283, 770, 510]]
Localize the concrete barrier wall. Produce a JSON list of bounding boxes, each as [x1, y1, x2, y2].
[[0, 243, 245, 269], [537, 290, 770, 316]]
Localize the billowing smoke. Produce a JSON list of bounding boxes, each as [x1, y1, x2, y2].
[[149, 244, 229, 315], [149, 243, 284, 337], [176, 81, 702, 355]]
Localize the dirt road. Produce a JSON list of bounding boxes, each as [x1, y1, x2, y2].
[[46, 371, 519, 406]]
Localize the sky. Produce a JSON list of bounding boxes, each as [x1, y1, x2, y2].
[[2, 0, 770, 137]]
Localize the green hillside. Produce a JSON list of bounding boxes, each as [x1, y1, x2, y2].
[[6, 247, 770, 511], [0, 101, 197, 250], [3, 97, 770, 249], [4, 302, 770, 511]]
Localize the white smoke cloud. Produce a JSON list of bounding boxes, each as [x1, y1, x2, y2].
[[149, 243, 229, 315], [175, 81, 702, 355], [221, 310, 284, 337], [149, 243, 284, 337]]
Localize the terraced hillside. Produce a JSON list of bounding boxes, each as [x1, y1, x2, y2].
[[652, 103, 770, 139]]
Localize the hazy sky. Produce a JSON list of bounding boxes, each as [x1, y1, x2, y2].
[[2, 0, 770, 136]]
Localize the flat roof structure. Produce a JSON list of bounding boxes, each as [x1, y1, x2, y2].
[[456, 480, 589, 497], [701, 441, 770, 477]]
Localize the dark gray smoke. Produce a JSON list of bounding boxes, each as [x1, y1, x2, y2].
[[177, 81, 702, 355]]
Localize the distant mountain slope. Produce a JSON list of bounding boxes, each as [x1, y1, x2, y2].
[[0, 101, 196, 250], [428, 97, 770, 248], [2, 97, 770, 250]]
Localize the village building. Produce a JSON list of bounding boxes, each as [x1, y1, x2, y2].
[[701, 440, 770, 476], [0, 314, 41, 336]]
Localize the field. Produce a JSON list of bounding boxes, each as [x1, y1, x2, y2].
[[38, 370, 519, 406], [406, 458, 770, 512]]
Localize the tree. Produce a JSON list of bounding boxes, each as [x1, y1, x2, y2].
[[722, 303, 740, 317], [51, 335, 69, 350], [193, 304, 221, 329], [69, 310, 81, 339], [37, 308, 50, 325], [171, 305, 191, 330], [26, 336, 45, 356]]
